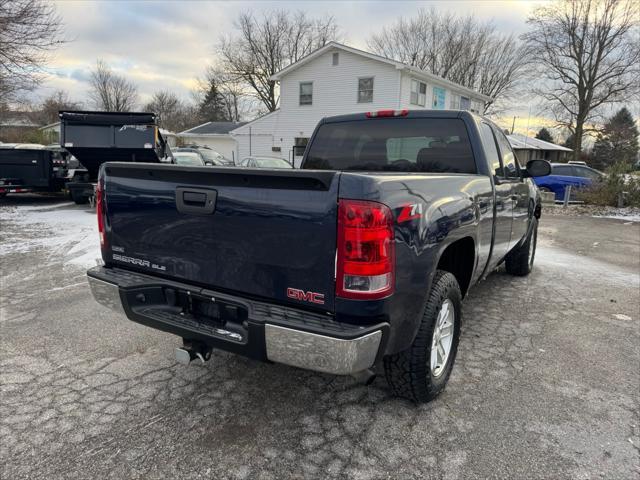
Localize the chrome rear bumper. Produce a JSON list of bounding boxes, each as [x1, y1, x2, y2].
[[88, 276, 125, 314], [264, 325, 382, 375], [87, 272, 384, 376]]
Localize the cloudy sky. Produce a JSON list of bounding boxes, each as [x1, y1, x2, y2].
[[43, 0, 550, 133]]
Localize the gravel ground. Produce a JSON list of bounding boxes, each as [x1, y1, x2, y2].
[[1, 195, 639, 480]]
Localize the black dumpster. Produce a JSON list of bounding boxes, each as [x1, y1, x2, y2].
[[0, 147, 68, 197], [60, 111, 170, 203]]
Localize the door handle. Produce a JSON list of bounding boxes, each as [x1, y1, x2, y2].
[[176, 187, 217, 215], [183, 191, 206, 205]]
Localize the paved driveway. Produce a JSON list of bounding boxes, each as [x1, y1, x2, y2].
[[1, 197, 638, 479]]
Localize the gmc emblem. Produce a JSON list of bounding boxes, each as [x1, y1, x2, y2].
[[287, 288, 325, 305]]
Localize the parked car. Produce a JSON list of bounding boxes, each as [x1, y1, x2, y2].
[[533, 162, 603, 200], [177, 146, 233, 166], [172, 151, 205, 166], [239, 156, 293, 168], [87, 109, 550, 403]]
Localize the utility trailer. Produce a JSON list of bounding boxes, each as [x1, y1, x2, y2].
[[60, 111, 170, 204], [0, 146, 69, 198]]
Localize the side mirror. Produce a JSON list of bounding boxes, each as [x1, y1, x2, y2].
[[523, 159, 551, 177]]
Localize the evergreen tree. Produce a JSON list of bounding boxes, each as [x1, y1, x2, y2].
[[563, 132, 576, 150], [592, 108, 639, 170], [198, 78, 229, 122], [535, 127, 554, 143]]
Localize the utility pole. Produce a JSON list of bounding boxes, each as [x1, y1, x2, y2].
[[511, 116, 516, 134]]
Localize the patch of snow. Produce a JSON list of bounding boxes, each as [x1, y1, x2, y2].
[[20, 202, 75, 212], [593, 214, 640, 223], [548, 204, 640, 222], [0, 204, 101, 269], [536, 246, 639, 288]]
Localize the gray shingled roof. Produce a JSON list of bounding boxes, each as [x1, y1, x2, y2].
[[180, 121, 247, 135], [507, 133, 572, 152]]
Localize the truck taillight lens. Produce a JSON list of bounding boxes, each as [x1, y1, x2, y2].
[[336, 199, 395, 299], [365, 109, 408, 118], [96, 181, 106, 249]]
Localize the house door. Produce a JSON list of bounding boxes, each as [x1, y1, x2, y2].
[[293, 137, 309, 167]]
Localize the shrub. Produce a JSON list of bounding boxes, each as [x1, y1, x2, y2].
[[577, 162, 640, 207]]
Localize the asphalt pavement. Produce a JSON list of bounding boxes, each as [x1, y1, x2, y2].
[[1, 196, 638, 479]]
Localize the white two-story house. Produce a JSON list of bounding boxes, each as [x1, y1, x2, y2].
[[231, 42, 491, 167]]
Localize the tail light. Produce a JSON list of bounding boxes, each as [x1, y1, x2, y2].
[[336, 199, 395, 299], [96, 180, 106, 249]]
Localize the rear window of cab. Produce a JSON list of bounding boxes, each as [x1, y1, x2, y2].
[[303, 118, 476, 173]]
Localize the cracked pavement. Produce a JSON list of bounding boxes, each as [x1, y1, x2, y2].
[[1, 196, 639, 479]]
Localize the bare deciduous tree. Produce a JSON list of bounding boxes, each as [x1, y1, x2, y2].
[[0, 0, 66, 101], [367, 9, 530, 112], [39, 89, 81, 124], [143, 90, 186, 131], [219, 11, 341, 112], [88, 60, 138, 112], [522, 0, 640, 161], [197, 66, 255, 122]]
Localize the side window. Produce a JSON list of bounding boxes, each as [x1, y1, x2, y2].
[[480, 123, 503, 177], [493, 128, 518, 178], [358, 77, 374, 103], [553, 165, 574, 176], [299, 82, 313, 105], [410, 80, 427, 106], [575, 167, 600, 180]]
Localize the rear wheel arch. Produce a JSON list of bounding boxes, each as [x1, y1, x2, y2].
[[435, 236, 476, 297]]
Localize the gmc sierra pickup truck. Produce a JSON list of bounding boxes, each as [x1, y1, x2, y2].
[[87, 110, 551, 403]]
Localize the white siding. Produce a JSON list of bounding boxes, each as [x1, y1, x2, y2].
[[178, 135, 237, 161], [234, 134, 274, 162], [231, 110, 280, 163]]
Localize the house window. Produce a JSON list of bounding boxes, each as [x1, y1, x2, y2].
[[294, 137, 309, 157], [332, 52, 339, 65], [299, 82, 313, 105], [410, 79, 427, 106], [358, 77, 374, 103], [460, 96, 471, 110], [450, 94, 460, 109], [471, 100, 484, 114], [432, 86, 446, 109]]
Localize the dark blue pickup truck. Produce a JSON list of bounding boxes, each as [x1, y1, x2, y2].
[[87, 110, 550, 403]]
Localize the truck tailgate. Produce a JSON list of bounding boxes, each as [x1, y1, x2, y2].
[[102, 163, 339, 312]]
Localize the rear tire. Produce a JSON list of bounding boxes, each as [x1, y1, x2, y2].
[[384, 270, 462, 403], [505, 217, 538, 276], [70, 189, 88, 205]]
